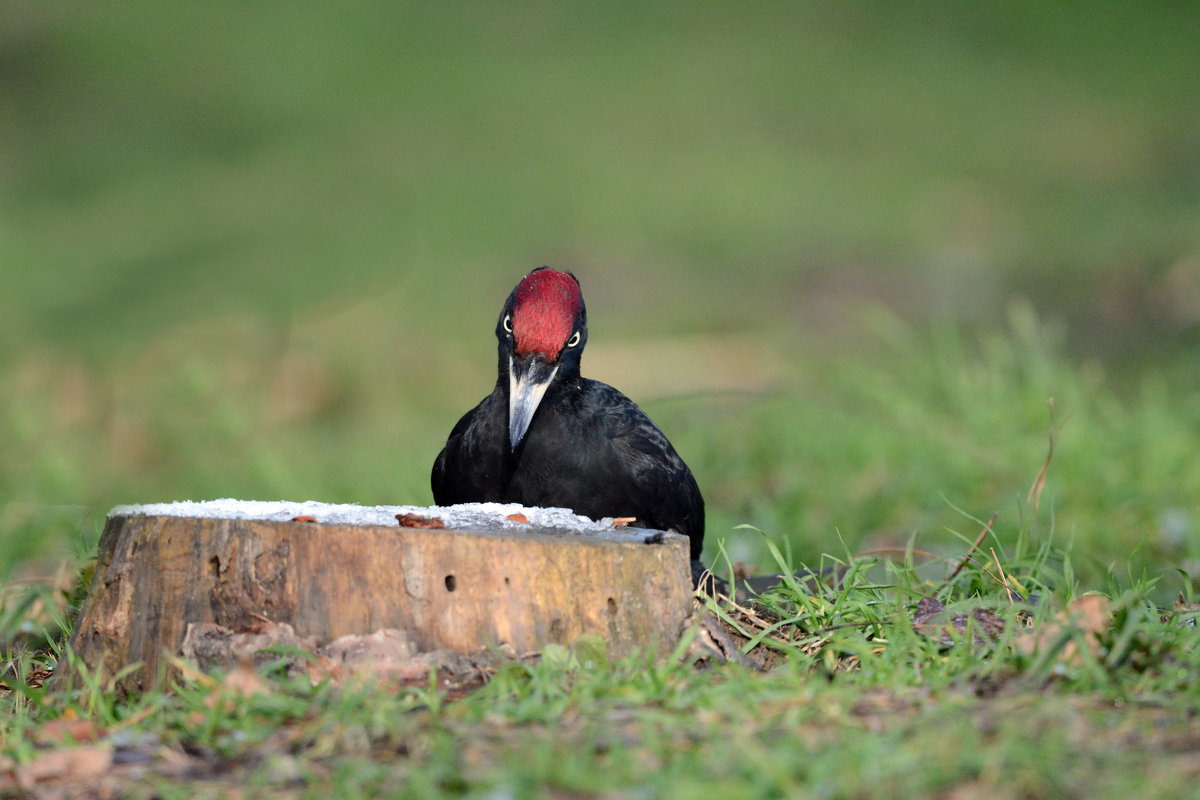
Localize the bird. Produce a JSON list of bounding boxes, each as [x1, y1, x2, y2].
[[431, 266, 706, 580]]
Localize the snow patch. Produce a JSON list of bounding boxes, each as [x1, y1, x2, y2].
[[107, 499, 623, 533]]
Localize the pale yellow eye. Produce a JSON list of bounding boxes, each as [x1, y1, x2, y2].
[[566, 331, 581, 348]]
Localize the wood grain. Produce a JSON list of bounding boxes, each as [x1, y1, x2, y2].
[[67, 514, 693, 691]]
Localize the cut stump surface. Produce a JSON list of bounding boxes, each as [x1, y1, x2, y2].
[[69, 506, 694, 691]]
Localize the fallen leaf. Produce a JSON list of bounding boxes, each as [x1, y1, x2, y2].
[[1016, 594, 1111, 663], [610, 517, 636, 528], [964, 608, 1007, 640], [205, 662, 271, 709], [220, 662, 271, 697], [396, 513, 446, 529], [291, 515, 318, 523], [1, 663, 56, 695], [1071, 594, 1110, 636], [33, 719, 105, 746], [505, 513, 529, 523], [14, 746, 113, 788], [913, 596, 944, 626], [912, 597, 1006, 645]]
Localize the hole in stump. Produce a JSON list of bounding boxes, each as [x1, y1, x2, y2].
[[444, 574, 457, 592], [607, 597, 618, 615]]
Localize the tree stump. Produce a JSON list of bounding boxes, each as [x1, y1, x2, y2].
[[67, 503, 694, 692]]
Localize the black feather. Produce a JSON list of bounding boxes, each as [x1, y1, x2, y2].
[[431, 269, 706, 566]]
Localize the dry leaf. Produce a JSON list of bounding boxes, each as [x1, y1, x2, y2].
[[913, 596, 945, 627], [1016, 594, 1111, 663], [221, 662, 271, 697], [291, 515, 318, 523], [33, 719, 105, 746], [1070, 594, 1111, 636], [205, 662, 271, 709], [14, 746, 113, 788], [610, 517, 636, 528], [912, 596, 1006, 646], [505, 513, 529, 523], [396, 513, 446, 529]]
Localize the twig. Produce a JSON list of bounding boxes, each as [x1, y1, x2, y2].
[[700, 613, 765, 670], [993, 546, 1012, 604], [991, 547, 1020, 603], [944, 512, 998, 584], [952, 555, 1010, 591]]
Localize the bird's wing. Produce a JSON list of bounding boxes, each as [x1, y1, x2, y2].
[[430, 396, 494, 504], [598, 387, 703, 536]]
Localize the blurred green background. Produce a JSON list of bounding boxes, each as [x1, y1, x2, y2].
[[3, 2, 1199, 587]]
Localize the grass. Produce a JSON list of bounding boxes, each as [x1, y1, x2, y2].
[[3, 565, 1198, 798], [4, 316, 1200, 797], [3, 2, 1200, 797]]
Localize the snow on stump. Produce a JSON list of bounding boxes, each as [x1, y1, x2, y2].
[[67, 501, 694, 692]]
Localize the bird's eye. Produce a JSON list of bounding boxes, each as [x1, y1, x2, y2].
[[503, 315, 513, 334], [566, 331, 581, 348]]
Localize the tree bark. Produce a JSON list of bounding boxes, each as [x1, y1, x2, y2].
[[67, 513, 694, 692]]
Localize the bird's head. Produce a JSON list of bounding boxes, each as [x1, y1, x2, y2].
[[497, 267, 588, 451]]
